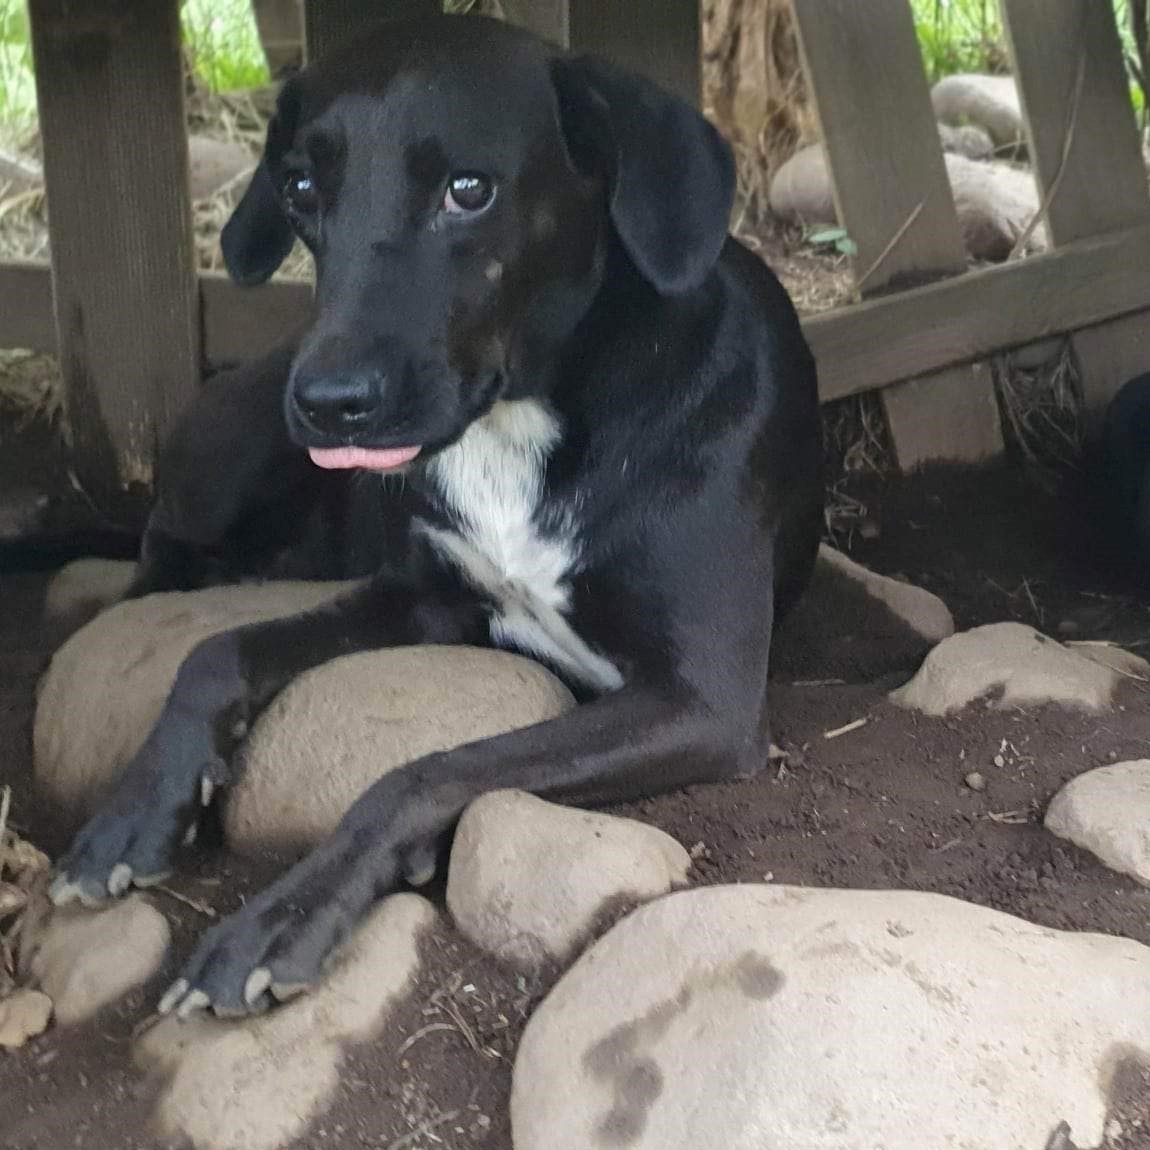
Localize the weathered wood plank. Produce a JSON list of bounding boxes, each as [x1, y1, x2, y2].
[[568, 0, 700, 106], [792, 0, 965, 291], [9, 225, 1150, 404], [501, 0, 568, 46], [200, 275, 314, 364], [27, 0, 199, 517], [303, 0, 441, 63], [792, 0, 1001, 465], [1001, 0, 1149, 246], [1001, 0, 1150, 416]]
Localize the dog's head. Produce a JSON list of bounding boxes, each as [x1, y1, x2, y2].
[[222, 15, 735, 471]]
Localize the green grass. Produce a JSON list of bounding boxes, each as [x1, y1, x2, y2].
[[0, 0, 268, 144], [0, 1, 1145, 141], [182, 0, 269, 93]]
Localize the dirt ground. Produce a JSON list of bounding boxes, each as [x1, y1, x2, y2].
[[3, 413, 1150, 1147]]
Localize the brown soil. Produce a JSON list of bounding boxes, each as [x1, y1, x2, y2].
[[2, 417, 1150, 1148]]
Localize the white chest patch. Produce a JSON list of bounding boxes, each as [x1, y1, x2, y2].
[[416, 400, 623, 694]]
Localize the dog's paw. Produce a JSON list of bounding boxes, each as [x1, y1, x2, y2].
[[157, 841, 395, 1018], [50, 772, 217, 908]]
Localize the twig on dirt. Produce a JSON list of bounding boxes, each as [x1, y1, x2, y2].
[[395, 1022, 461, 1058], [151, 883, 217, 919], [384, 1109, 462, 1150], [1008, 46, 1087, 260], [823, 717, 868, 740], [436, 994, 482, 1055], [853, 200, 925, 294], [986, 809, 1031, 825], [931, 837, 962, 853], [130, 1011, 163, 1040]]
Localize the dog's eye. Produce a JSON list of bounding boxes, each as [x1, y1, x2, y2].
[[283, 172, 319, 216], [443, 173, 494, 215]]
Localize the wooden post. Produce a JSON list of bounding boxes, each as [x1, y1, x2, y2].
[[304, 0, 441, 63], [792, 0, 1003, 469], [1002, 0, 1150, 416], [501, 0, 568, 46], [568, 0, 700, 106], [253, 0, 304, 78], [27, 0, 200, 522]]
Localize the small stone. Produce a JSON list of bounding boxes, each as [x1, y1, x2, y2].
[[993, 754, 1006, 768], [965, 771, 986, 792], [891, 623, 1128, 717], [24, 897, 170, 1024], [447, 791, 690, 969], [0, 989, 53, 1048], [1045, 760, 1150, 886], [932, 73, 1024, 149]]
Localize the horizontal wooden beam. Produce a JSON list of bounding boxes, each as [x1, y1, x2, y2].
[[805, 222, 1150, 399], [5, 222, 1150, 401]]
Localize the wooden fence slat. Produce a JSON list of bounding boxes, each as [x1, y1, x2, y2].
[[568, 0, 700, 106], [1002, 0, 1148, 245], [27, 0, 200, 520], [304, 0, 442, 63], [501, 0, 568, 46], [10, 221, 1150, 401], [792, 0, 1002, 467], [1002, 0, 1150, 417]]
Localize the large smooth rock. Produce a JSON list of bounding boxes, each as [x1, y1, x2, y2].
[[890, 622, 1130, 716], [772, 544, 953, 682], [932, 73, 1024, 149], [512, 885, 1150, 1150], [1045, 759, 1150, 886], [138, 894, 434, 1150], [947, 152, 1047, 260], [188, 134, 255, 200], [33, 581, 355, 815], [23, 897, 170, 1025], [767, 144, 836, 225], [42, 557, 137, 637], [937, 120, 994, 160], [228, 649, 575, 853], [446, 790, 690, 969], [769, 144, 1045, 261]]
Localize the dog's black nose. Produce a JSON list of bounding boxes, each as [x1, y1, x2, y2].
[[292, 371, 383, 436]]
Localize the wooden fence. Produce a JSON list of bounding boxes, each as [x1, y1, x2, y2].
[[2, 0, 1149, 515]]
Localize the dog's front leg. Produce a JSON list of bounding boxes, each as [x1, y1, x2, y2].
[[160, 684, 743, 1016], [50, 575, 487, 908]]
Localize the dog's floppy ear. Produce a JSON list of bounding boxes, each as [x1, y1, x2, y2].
[[221, 81, 301, 286], [550, 54, 735, 295]]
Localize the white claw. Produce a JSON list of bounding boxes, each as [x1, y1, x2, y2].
[[107, 863, 134, 897], [158, 978, 189, 1016], [176, 989, 211, 1019], [48, 875, 77, 906], [200, 776, 215, 807], [243, 967, 272, 1007], [270, 981, 309, 1003]]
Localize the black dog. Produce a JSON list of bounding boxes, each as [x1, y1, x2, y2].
[[50, 14, 823, 1017]]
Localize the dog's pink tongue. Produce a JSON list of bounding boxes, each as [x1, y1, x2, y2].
[[308, 445, 421, 471]]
